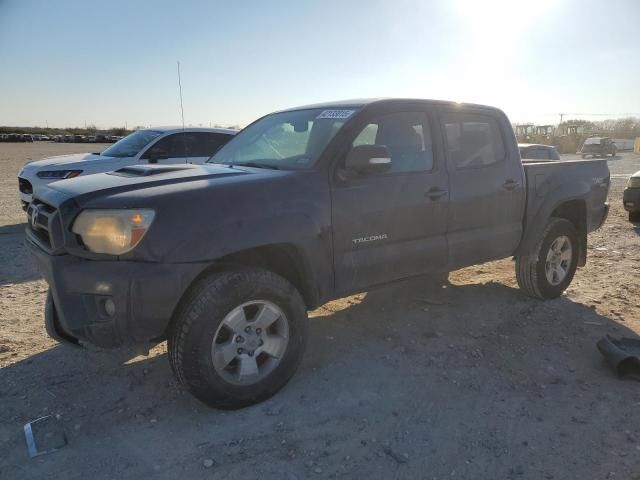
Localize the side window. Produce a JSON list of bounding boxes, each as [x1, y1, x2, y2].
[[191, 132, 232, 157], [442, 113, 506, 169], [351, 111, 434, 173], [527, 148, 549, 160], [143, 134, 184, 158]]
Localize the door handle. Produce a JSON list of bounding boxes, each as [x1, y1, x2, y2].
[[502, 179, 521, 191], [426, 188, 448, 200]]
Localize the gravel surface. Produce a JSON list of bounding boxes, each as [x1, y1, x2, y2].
[[1, 143, 639, 479]]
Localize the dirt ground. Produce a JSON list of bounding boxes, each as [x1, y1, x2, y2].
[[1, 142, 639, 480]]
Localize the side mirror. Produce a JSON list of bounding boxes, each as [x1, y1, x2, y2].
[[146, 149, 169, 163], [345, 145, 391, 174]]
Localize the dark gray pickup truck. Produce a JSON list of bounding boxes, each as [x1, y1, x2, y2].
[[26, 99, 610, 408]]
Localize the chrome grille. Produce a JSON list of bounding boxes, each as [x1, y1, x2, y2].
[[26, 200, 57, 250]]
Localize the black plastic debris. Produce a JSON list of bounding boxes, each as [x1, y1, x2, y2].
[[597, 335, 640, 382], [24, 415, 67, 458]]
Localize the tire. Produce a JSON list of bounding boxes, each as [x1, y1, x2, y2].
[[515, 218, 579, 299], [168, 268, 308, 409], [630, 211, 640, 223]]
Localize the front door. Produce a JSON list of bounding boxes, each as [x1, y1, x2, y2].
[[331, 108, 449, 294]]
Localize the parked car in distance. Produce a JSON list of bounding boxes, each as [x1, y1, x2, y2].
[[581, 137, 616, 158], [26, 99, 610, 409], [17, 127, 237, 208], [518, 143, 561, 161], [623, 171, 640, 222]]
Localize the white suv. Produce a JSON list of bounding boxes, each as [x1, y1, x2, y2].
[[18, 126, 237, 208]]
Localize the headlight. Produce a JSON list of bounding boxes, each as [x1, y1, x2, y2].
[[72, 209, 155, 255], [628, 177, 640, 188], [37, 170, 83, 179]]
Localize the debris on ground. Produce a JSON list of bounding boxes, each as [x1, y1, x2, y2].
[[597, 335, 640, 381], [24, 415, 67, 458]]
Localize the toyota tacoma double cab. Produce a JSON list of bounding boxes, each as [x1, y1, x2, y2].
[[26, 99, 610, 409]]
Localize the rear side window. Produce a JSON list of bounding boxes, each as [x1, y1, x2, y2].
[[442, 113, 505, 169], [188, 132, 232, 157], [528, 148, 550, 160]]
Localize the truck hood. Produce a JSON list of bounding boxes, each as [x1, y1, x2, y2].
[[21, 153, 114, 171], [42, 163, 258, 204]]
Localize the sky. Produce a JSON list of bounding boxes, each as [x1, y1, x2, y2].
[[1, 0, 639, 129]]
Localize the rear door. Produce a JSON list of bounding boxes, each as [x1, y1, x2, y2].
[[439, 109, 524, 268], [331, 105, 449, 294]]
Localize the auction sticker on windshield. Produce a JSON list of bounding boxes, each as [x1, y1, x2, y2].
[[316, 110, 355, 120]]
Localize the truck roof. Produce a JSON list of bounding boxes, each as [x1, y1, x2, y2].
[[277, 98, 505, 114], [144, 126, 239, 135]]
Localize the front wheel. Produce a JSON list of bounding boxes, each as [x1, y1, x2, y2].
[[516, 218, 579, 299], [168, 268, 308, 409]]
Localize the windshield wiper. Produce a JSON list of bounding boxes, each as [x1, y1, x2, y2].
[[234, 162, 279, 170]]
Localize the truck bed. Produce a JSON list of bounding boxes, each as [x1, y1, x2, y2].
[[521, 158, 610, 235]]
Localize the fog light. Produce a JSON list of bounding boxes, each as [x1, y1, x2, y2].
[[103, 298, 116, 316]]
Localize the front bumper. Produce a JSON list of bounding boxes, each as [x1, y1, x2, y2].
[[28, 237, 206, 348], [623, 187, 640, 212]]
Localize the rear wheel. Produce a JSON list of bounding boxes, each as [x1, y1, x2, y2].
[[516, 218, 579, 299], [168, 268, 308, 409]]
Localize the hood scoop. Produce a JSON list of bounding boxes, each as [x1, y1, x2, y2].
[[109, 165, 191, 177]]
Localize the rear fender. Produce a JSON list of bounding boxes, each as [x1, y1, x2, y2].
[[516, 180, 591, 265]]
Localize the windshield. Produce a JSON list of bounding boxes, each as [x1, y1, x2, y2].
[[208, 108, 357, 169], [101, 130, 163, 158]]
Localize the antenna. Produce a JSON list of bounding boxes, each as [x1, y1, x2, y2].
[[177, 60, 188, 163], [177, 61, 185, 132]]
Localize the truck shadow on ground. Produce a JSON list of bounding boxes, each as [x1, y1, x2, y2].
[[0, 224, 41, 286], [1, 276, 637, 476]]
